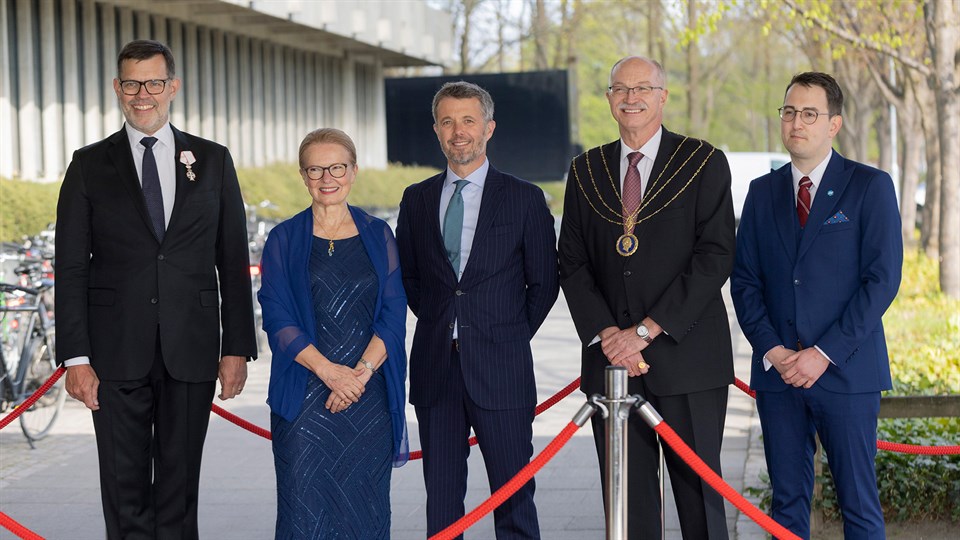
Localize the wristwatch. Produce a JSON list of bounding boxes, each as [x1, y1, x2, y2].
[[359, 359, 377, 374], [636, 323, 653, 344]]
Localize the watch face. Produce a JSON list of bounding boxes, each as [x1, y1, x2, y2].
[[637, 325, 649, 338]]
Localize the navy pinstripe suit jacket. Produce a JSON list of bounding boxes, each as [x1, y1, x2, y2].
[[397, 165, 560, 410]]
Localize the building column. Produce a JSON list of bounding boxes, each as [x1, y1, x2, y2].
[[168, 20, 185, 129], [16, 0, 41, 179], [340, 53, 357, 141], [82, 0, 102, 145], [0, 0, 17, 178], [212, 29, 227, 145], [370, 58, 387, 169], [199, 26, 214, 139], [251, 39, 264, 167], [183, 22, 200, 135], [62, 0, 83, 158], [238, 36, 252, 167], [39, 0, 62, 180], [101, 4, 120, 132]]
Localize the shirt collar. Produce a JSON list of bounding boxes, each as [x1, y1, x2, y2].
[[445, 158, 489, 188], [619, 126, 663, 165], [125, 122, 175, 152], [791, 149, 832, 190]]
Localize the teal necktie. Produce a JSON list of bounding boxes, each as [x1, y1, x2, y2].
[[442, 179, 469, 272]]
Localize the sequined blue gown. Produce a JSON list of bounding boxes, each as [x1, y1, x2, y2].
[[271, 235, 393, 539]]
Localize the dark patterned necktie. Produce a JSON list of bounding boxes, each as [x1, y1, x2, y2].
[[140, 137, 165, 242], [797, 176, 813, 228], [623, 151, 644, 218]]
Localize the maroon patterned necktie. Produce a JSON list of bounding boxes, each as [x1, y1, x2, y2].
[[623, 151, 644, 218], [797, 176, 813, 227]]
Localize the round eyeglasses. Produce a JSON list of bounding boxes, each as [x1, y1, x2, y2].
[[302, 163, 349, 180], [778, 106, 830, 125]]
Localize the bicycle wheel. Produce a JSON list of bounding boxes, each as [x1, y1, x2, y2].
[[18, 336, 65, 441]]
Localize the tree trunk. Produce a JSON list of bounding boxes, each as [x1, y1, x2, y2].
[[927, 0, 960, 297], [919, 78, 941, 258], [686, 0, 705, 136], [876, 106, 892, 175], [534, 0, 549, 70], [898, 76, 923, 250]]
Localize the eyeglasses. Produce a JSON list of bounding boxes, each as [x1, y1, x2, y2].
[[778, 106, 831, 125], [302, 163, 350, 180], [608, 85, 664, 97], [119, 79, 172, 95]]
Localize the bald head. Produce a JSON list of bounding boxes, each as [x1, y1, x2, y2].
[[610, 56, 666, 88]]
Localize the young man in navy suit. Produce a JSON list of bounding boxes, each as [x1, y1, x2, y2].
[[731, 72, 902, 539], [396, 81, 559, 539], [56, 40, 257, 538]]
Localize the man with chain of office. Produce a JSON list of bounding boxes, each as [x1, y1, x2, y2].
[[559, 56, 736, 539]]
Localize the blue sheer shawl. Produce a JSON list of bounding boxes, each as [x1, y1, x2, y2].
[[258, 205, 409, 466]]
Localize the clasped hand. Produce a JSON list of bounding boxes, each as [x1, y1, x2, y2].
[[599, 326, 650, 377], [319, 362, 367, 413]]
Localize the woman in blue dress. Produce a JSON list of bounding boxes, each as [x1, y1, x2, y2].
[[258, 128, 409, 539]]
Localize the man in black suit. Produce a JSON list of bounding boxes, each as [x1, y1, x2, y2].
[[55, 40, 257, 539], [559, 56, 735, 539], [396, 81, 559, 539]]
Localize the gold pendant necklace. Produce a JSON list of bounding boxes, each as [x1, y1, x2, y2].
[[313, 208, 348, 257]]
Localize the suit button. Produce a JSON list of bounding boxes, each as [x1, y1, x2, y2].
[[623, 270, 632, 277], [455, 290, 464, 296], [157, 254, 165, 261], [449, 323, 455, 329], [623, 310, 629, 317], [794, 279, 801, 286], [787, 320, 794, 326], [150, 298, 158, 304]]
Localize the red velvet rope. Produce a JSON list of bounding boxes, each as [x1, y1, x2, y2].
[[0, 366, 65, 431], [428, 422, 581, 540], [210, 403, 272, 440], [0, 511, 44, 540], [653, 421, 802, 540], [732, 377, 960, 455]]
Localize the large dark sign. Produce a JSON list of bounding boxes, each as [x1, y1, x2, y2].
[[385, 70, 573, 182]]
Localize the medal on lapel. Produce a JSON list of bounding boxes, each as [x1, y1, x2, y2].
[[179, 150, 197, 181], [617, 215, 639, 256]]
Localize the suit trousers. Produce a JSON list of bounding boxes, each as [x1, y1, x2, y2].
[[590, 378, 729, 540], [415, 345, 540, 540], [756, 386, 884, 540], [92, 334, 216, 540]]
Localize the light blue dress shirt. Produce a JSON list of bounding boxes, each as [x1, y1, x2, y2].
[[438, 159, 489, 281]]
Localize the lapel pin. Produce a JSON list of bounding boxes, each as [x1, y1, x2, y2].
[[180, 150, 197, 182], [827, 189, 834, 197]]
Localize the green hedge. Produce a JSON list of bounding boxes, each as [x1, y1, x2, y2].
[[0, 178, 61, 242]]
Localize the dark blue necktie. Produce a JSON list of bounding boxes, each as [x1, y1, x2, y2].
[[140, 137, 165, 242], [442, 179, 468, 272]]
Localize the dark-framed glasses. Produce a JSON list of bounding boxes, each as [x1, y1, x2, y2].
[[608, 85, 664, 97], [119, 79, 172, 95], [303, 163, 349, 180], [778, 106, 830, 125]]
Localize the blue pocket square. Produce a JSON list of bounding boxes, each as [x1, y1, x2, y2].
[[825, 211, 850, 225]]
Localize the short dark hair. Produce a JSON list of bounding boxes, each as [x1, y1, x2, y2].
[[117, 40, 176, 78], [431, 81, 494, 124], [786, 72, 843, 116]]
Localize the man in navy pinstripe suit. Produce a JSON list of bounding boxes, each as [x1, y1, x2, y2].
[[396, 81, 560, 539]]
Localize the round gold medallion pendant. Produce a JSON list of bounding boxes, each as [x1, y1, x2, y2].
[[616, 233, 638, 256]]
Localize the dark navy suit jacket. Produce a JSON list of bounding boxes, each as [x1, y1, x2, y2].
[[396, 165, 559, 410], [731, 151, 903, 394]]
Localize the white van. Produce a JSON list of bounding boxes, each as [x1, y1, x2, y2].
[[726, 152, 791, 222]]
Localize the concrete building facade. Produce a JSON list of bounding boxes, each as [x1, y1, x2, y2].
[[0, 0, 451, 181]]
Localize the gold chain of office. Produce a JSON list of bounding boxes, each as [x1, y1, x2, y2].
[[570, 138, 715, 256]]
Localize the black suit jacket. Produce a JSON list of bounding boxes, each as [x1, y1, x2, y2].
[[396, 165, 559, 410], [559, 128, 735, 397], [55, 126, 257, 382]]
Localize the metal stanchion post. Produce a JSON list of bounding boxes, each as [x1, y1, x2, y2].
[[603, 366, 635, 540]]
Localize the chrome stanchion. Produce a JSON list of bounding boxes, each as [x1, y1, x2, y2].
[[589, 366, 640, 540]]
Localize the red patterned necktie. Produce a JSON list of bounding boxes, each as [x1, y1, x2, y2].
[[797, 176, 813, 227], [623, 151, 644, 218]]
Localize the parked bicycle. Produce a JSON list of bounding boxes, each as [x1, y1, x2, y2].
[[0, 280, 65, 446]]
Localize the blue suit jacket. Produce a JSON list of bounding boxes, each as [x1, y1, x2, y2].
[[396, 165, 560, 410], [731, 151, 903, 393]]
